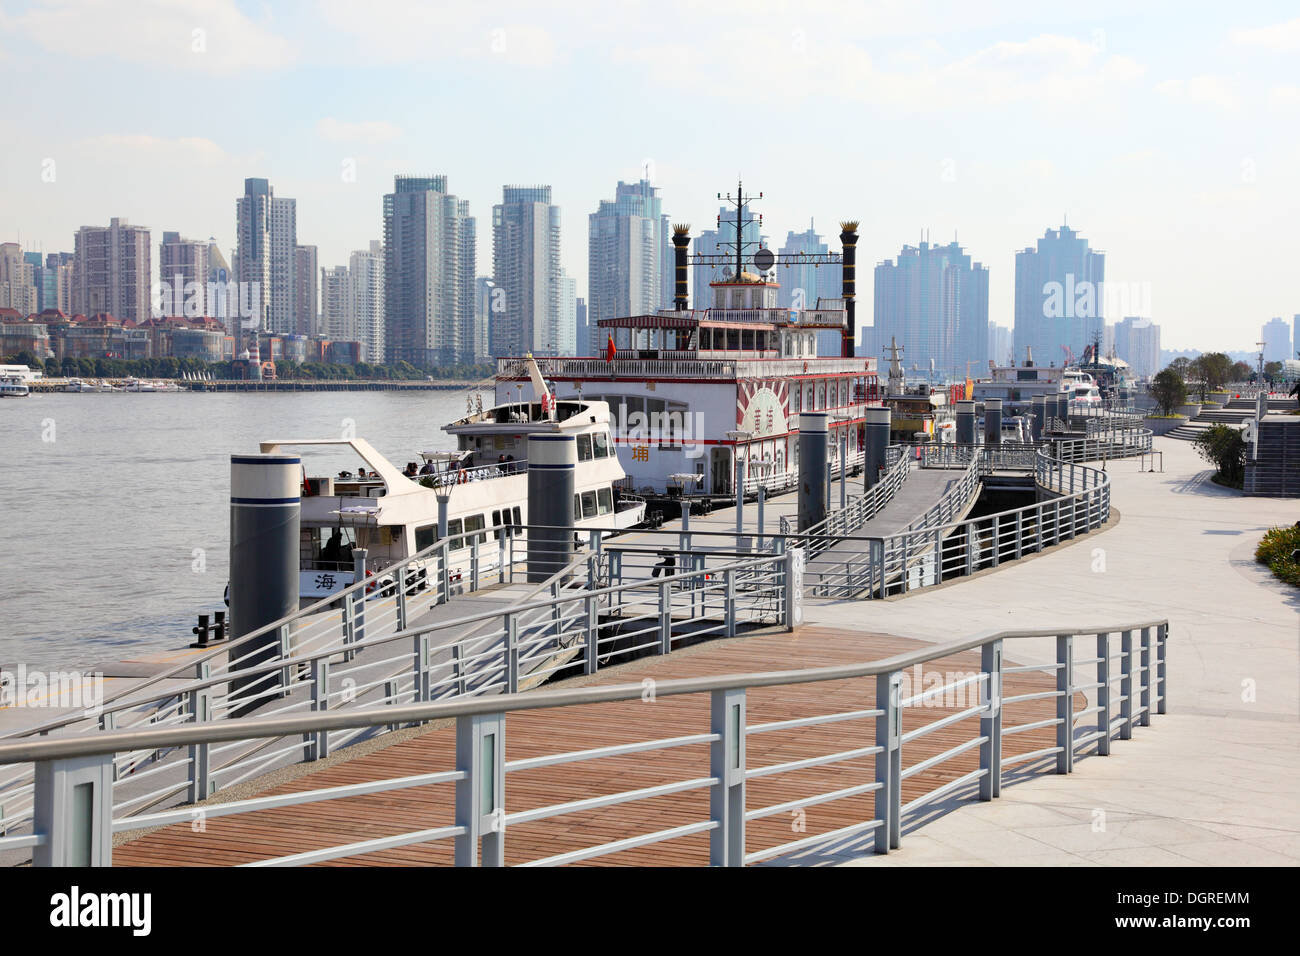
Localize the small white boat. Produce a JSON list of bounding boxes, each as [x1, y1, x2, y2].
[[0, 376, 31, 398], [64, 378, 97, 393]]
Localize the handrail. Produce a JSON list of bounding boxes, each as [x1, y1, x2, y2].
[[0, 617, 1171, 765]]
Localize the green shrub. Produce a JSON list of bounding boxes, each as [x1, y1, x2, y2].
[[1192, 424, 1246, 488], [1256, 526, 1300, 587]]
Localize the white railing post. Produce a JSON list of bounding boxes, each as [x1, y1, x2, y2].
[[724, 569, 736, 637], [454, 712, 505, 867], [709, 687, 746, 867], [979, 640, 1003, 800], [991, 515, 1000, 567], [584, 594, 599, 674], [1156, 622, 1168, 715], [784, 547, 804, 631], [32, 753, 115, 866], [309, 656, 330, 760], [279, 623, 294, 692], [505, 613, 519, 694], [1096, 633, 1112, 756], [395, 565, 408, 631], [187, 659, 213, 803], [413, 632, 430, 705], [658, 581, 672, 654], [452, 641, 467, 697], [1119, 629, 1134, 740], [1056, 634, 1074, 773], [471, 538, 480, 592], [875, 671, 902, 851], [1139, 626, 1152, 727], [440, 542, 451, 603]]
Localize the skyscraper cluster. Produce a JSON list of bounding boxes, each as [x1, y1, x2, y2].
[[871, 238, 989, 379]]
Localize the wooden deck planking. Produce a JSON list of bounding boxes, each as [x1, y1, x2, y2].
[[114, 628, 1074, 866]]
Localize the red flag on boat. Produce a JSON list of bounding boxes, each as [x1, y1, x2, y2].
[[606, 335, 616, 362]]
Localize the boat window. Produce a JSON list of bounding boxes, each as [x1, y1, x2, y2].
[[593, 431, 610, 458], [446, 518, 463, 549], [573, 493, 581, 522], [464, 514, 486, 546], [415, 524, 437, 552], [491, 509, 502, 540], [577, 434, 593, 461], [512, 506, 521, 526], [598, 487, 613, 514], [581, 491, 598, 519]]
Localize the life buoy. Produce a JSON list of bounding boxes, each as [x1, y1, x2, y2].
[[365, 569, 376, 593]]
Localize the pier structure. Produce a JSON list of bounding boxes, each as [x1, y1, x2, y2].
[[3, 409, 1295, 867]]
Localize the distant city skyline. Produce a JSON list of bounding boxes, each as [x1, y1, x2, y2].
[[2, 2, 1299, 352]]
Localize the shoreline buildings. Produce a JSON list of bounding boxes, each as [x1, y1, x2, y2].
[[1013, 224, 1105, 368], [492, 185, 561, 357], [587, 179, 669, 355]]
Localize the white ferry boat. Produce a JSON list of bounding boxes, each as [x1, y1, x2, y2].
[[262, 362, 646, 604], [0, 375, 30, 398], [1061, 368, 1103, 407]]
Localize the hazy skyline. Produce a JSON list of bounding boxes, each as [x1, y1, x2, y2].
[[2, 0, 1298, 352]]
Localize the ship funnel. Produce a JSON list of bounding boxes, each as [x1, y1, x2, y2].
[[672, 224, 690, 310], [839, 221, 858, 358]]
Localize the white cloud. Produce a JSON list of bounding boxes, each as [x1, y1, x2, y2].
[[317, 1, 560, 67], [1155, 75, 1236, 109], [614, 32, 1143, 111], [1232, 17, 1300, 51], [316, 119, 403, 144], [10, 0, 294, 73], [1269, 85, 1300, 107], [81, 134, 230, 164]]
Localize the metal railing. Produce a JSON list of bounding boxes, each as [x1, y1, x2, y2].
[[0, 618, 1168, 866], [0, 541, 801, 844], [799, 448, 1111, 599], [778, 445, 908, 549]]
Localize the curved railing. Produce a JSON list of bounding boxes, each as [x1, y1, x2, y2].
[[0, 617, 1169, 866], [778, 446, 908, 550], [801, 447, 1111, 599]]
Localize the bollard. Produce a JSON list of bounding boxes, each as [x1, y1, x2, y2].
[[984, 398, 1003, 445], [229, 453, 300, 715], [190, 613, 211, 648], [1030, 395, 1046, 441], [863, 407, 891, 490], [798, 412, 828, 532], [955, 400, 976, 445], [526, 434, 576, 582], [213, 609, 226, 642]]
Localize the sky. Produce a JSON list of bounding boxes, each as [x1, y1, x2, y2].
[[1, 0, 1298, 352]]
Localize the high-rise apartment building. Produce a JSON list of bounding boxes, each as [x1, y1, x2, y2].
[[383, 175, 476, 366], [294, 245, 318, 337], [235, 178, 298, 351], [349, 241, 384, 363], [873, 239, 989, 379], [32, 252, 74, 313], [556, 270, 576, 356], [493, 185, 561, 357], [988, 324, 1013, 367], [1114, 316, 1161, 381], [0, 243, 37, 314], [575, 296, 588, 357], [1262, 317, 1291, 364], [1014, 224, 1105, 368], [776, 222, 841, 311], [72, 218, 151, 322], [320, 265, 351, 343], [207, 242, 234, 332], [586, 180, 669, 354], [158, 231, 211, 317]]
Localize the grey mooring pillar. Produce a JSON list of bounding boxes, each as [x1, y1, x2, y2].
[[955, 400, 976, 445], [863, 406, 891, 490], [1056, 394, 1070, 430], [1031, 395, 1046, 441], [734, 454, 746, 536], [798, 412, 828, 532], [229, 454, 301, 713], [1256, 391, 1268, 422], [526, 434, 576, 583], [984, 398, 1003, 445]]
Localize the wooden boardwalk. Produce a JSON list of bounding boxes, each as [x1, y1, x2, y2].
[[114, 626, 1073, 866]]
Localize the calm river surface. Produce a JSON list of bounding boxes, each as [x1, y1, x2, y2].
[[0, 389, 483, 670]]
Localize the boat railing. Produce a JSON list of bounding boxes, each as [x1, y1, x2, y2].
[[0, 611, 1170, 866]]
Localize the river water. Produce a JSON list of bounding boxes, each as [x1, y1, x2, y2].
[[0, 389, 484, 670]]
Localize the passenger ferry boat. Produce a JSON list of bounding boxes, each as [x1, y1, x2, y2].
[[496, 205, 880, 499], [261, 359, 645, 604], [1061, 368, 1103, 407], [0, 375, 30, 398]]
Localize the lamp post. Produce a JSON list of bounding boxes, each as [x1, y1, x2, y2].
[[725, 429, 754, 537]]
